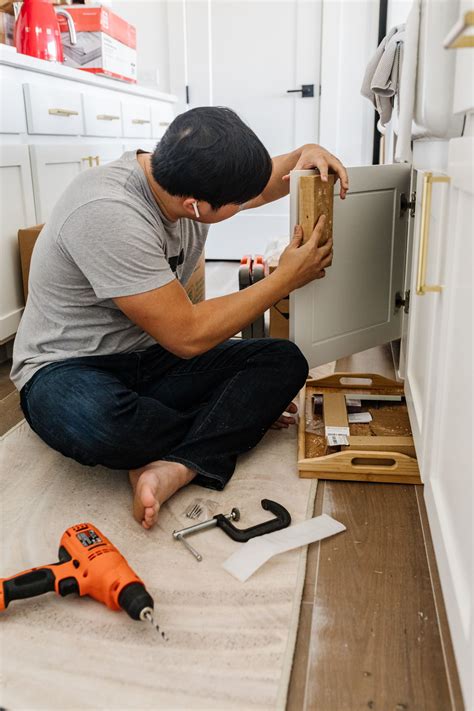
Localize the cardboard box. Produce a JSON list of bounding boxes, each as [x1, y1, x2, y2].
[[0, 1, 14, 15], [268, 264, 289, 339], [57, 6, 137, 83], [18, 225, 206, 304], [0, 10, 14, 45], [18, 225, 43, 302]]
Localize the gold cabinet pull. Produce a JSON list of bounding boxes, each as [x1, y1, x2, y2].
[[159, 121, 170, 126], [131, 118, 151, 125], [48, 108, 79, 117], [444, 10, 474, 49], [82, 156, 100, 167], [416, 172, 450, 295], [96, 114, 120, 121]]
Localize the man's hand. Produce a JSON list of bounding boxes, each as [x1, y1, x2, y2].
[[283, 144, 349, 199], [277, 215, 333, 290], [271, 402, 298, 430]]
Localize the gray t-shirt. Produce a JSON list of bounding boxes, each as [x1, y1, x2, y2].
[[11, 151, 209, 391]]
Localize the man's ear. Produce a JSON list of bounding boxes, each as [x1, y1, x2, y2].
[[183, 198, 200, 219]]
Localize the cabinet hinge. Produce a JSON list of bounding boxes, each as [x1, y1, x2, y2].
[[395, 289, 410, 314], [400, 192, 416, 217]]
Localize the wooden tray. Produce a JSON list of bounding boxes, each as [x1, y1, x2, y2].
[[297, 372, 421, 484]]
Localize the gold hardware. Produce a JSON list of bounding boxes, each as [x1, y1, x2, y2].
[[131, 118, 151, 125], [48, 108, 79, 117], [159, 121, 170, 127], [96, 114, 120, 121], [444, 10, 474, 48], [416, 172, 450, 295], [95, 156, 100, 166], [82, 156, 93, 167]]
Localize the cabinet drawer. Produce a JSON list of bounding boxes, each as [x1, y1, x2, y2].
[[24, 83, 83, 136], [122, 100, 152, 138], [82, 93, 122, 137], [151, 102, 174, 138], [0, 77, 26, 134]]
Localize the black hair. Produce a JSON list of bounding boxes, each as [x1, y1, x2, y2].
[[150, 106, 272, 210]]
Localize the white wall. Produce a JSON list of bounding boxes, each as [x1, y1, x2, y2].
[[109, 0, 171, 92], [319, 0, 379, 166]]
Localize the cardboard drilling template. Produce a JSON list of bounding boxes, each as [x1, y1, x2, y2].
[[298, 372, 421, 484]]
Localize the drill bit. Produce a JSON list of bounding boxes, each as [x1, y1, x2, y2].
[[140, 607, 169, 641]]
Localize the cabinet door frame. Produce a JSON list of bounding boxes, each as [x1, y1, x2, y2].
[[289, 164, 411, 368], [0, 145, 36, 341]]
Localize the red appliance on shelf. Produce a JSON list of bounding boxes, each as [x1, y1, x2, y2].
[[14, 0, 77, 63]]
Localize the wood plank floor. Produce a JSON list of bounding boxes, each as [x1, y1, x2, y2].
[[287, 345, 465, 710], [0, 360, 22, 437]]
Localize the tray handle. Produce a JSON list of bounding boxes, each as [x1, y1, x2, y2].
[[306, 372, 401, 389]]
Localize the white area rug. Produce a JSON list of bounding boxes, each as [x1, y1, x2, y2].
[[0, 420, 315, 710]]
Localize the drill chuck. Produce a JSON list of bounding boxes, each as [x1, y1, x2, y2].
[[118, 582, 154, 621]]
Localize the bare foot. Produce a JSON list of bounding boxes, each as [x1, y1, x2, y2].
[[129, 460, 196, 530]]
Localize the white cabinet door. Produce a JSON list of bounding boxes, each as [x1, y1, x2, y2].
[[290, 165, 411, 367], [422, 135, 473, 707], [404, 170, 451, 474], [0, 146, 36, 341], [30, 143, 125, 223]]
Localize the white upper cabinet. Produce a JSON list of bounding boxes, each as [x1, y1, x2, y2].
[[290, 165, 411, 368]]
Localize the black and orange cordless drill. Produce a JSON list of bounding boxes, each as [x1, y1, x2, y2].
[[0, 523, 155, 624]]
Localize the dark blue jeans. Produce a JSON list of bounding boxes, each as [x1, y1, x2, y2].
[[20, 338, 308, 490]]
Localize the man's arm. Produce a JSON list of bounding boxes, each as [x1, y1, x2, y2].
[[114, 217, 332, 359], [243, 144, 349, 210]]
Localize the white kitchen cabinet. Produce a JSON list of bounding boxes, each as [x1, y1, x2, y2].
[[422, 134, 473, 707], [0, 145, 36, 341], [29, 144, 120, 224]]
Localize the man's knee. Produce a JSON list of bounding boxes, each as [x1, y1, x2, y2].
[[260, 338, 309, 388]]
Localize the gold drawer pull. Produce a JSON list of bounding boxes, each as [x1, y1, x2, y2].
[[97, 114, 120, 121], [159, 121, 170, 126], [82, 155, 100, 167], [132, 118, 151, 125], [48, 108, 79, 117], [416, 172, 450, 295], [444, 10, 474, 49]]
